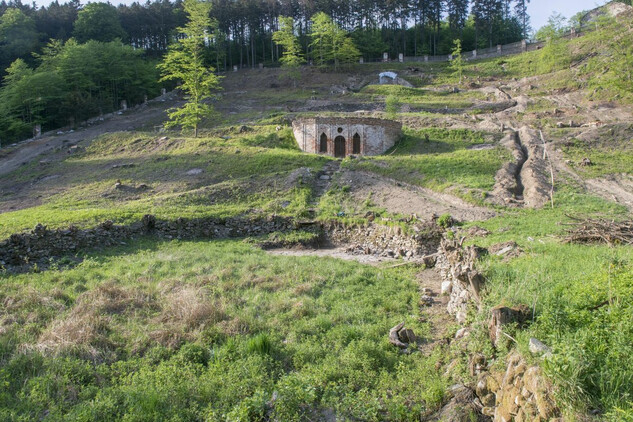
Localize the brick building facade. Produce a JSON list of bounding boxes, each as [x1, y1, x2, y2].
[[292, 117, 402, 158]]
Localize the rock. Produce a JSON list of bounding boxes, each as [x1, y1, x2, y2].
[[467, 226, 491, 237], [441, 281, 453, 295], [186, 168, 203, 175], [422, 255, 437, 268], [481, 406, 495, 417], [111, 163, 136, 169], [528, 338, 551, 356], [454, 327, 469, 339], [456, 311, 467, 324], [319, 175, 330, 180], [489, 304, 531, 347], [397, 327, 417, 344]]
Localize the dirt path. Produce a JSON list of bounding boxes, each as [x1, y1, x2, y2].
[[585, 174, 633, 212], [310, 161, 341, 206], [267, 247, 400, 265], [0, 99, 174, 177], [340, 169, 496, 222], [416, 268, 454, 355]]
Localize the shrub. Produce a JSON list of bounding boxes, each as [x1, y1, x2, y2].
[[246, 333, 272, 356]]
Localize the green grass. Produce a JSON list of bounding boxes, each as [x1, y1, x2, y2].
[[344, 128, 508, 197], [562, 137, 633, 178], [0, 238, 448, 421], [356, 85, 485, 108], [0, 127, 328, 239], [460, 188, 632, 419]]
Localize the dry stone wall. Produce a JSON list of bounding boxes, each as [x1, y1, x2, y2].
[[475, 354, 560, 422], [0, 216, 443, 271], [0, 215, 296, 269], [435, 238, 561, 422], [324, 220, 443, 259], [436, 238, 486, 323]]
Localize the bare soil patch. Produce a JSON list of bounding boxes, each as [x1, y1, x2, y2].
[[586, 174, 633, 212], [339, 169, 496, 222], [267, 247, 400, 265], [0, 99, 174, 178]]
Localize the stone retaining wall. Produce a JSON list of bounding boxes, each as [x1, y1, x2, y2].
[[0, 215, 296, 269], [436, 238, 560, 422], [324, 220, 443, 259], [0, 216, 443, 271]]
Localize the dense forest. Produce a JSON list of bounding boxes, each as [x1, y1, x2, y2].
[[0, 0, 584, 142], [1, 0, 537, 71]]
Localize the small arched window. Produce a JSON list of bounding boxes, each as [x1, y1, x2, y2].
[[353, 133, 361, 154], [319, 133, 328, 153]]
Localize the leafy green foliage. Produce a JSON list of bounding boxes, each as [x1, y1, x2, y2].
[[385, 95, 400, 118], [0, 8, 39, 70], [272, 16, 304, 85], [158, 0, 222, 137], [0, 40, 158, 143], [309, 12, 360, 70], [73, 3, 127, 43]]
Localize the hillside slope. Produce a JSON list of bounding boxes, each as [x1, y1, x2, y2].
[[1, 14, 633, 421]]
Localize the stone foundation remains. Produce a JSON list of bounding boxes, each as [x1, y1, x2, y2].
[[0, 216, 442, 272]]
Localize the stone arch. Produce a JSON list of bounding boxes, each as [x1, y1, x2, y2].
[[334, 136, 346, 158], [352, 133, 361, 154], [319, 133, 328, 153]]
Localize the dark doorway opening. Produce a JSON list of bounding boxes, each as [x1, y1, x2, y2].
[[319, 133, 328, 153], [334, 136, 346, 158], [353, 133, 361, 154]]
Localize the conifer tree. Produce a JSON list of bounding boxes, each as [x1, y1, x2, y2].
[[450, 38, 464, 84], [158, 0, 221, 137]]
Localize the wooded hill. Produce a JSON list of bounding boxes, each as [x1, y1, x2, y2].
[[2, 0, 534, 71]]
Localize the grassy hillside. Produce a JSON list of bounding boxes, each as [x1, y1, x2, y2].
[[2, 15, 633, 421]]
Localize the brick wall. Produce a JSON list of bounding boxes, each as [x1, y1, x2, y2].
[[292, 117, 402, 157]]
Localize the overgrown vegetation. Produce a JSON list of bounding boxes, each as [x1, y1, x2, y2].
[[0, 239, 448, 420]]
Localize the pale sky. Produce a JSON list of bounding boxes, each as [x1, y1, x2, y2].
[[527, 0, 608, 31], [29, 0, 609, 33]]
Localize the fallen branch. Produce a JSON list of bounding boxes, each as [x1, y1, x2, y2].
[[563, 217, 633, 246]]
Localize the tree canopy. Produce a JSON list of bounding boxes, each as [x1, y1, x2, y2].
[[73, 2, 127, 43]]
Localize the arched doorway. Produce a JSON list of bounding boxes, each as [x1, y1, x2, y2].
[[334, 136, 346, 158], [319, 133, 328, 153], [353, 133, 361, 154]]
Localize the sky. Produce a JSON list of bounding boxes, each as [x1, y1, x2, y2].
[[527, 0, 608, 31], [28, 0, 609, 33]]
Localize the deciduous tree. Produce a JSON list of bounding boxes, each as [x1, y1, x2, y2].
[[73, 3, 127, 43], [272, 16, 304, 85]]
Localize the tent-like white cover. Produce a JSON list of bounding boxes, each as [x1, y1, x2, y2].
[[379, 71, 398, 80]]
